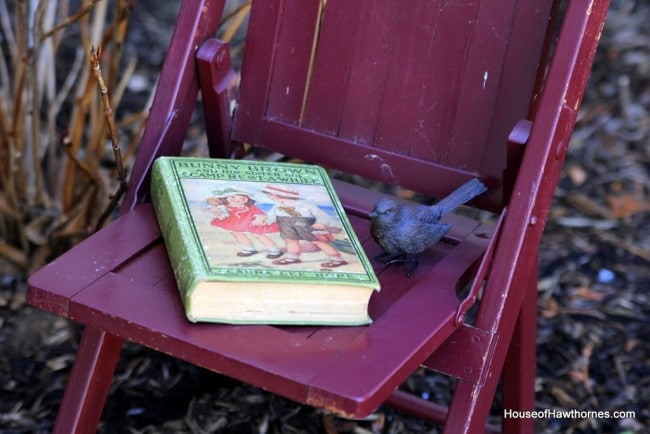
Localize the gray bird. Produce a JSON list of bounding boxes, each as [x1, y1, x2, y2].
[[369, 178, 487, 275]]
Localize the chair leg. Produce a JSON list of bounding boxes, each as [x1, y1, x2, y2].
[[501, 275, 537, 434], [443, 379, 499, 434], [53, 326, 123, 434], [443, 267, 539, 434]]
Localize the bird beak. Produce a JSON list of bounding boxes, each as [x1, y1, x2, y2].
[[369, 211, 377, 218]]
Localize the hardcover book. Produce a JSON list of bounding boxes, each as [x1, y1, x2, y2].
[[150, 156, 381, 325]]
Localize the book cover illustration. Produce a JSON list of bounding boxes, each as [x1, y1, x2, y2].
[[186, 178, 368, 275]]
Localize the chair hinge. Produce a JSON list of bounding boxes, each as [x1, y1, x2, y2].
[[454, 208, 507, 326]]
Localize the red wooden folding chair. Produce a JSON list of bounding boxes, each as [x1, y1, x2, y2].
[[27, 0, 609, 432]]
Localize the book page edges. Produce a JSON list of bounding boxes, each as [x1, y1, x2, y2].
[[185, 280, 375, 325]]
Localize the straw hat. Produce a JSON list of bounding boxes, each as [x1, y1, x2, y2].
[[262, 184, 300, 200]]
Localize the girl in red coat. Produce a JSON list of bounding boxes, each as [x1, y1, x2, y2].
[[206, 187, 283, 259]]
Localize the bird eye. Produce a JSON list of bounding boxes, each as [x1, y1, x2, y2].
[[372, 199, 396, 217]]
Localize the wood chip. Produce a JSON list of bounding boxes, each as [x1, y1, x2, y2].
[[605, 193, 650, 218]]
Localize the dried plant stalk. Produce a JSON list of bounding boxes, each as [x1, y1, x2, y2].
[[221, 0, 251, 43], [89, 46, 128, 230], [39, 0, 104, 41], [0, 0, 251, 276], [0, 0, 135, 273]]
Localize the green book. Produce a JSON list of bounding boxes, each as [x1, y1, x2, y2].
[[150, 157, 381, 325]]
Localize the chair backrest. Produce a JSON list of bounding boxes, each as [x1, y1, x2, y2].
[[232, 0, 555, 211], [123, 0, 556, 213]]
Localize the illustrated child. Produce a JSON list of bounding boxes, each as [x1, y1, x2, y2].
[[254, 184, 348, 268], [205, 187, 283, 259]]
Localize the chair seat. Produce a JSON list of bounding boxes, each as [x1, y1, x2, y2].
[[28, 180, 492, 418]]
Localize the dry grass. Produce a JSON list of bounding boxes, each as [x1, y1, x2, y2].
[[0, 0, 249, 279], [1, 0, 141, 276]]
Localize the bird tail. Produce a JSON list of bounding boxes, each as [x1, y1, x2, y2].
[[434, 178, 487, 215]]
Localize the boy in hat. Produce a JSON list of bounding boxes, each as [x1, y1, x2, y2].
[[255, 184, 348, 268]]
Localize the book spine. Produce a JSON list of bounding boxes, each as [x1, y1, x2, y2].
[[150, 159, 202, 319]]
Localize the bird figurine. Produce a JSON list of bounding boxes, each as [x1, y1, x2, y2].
[[369, 178, 487, 275]]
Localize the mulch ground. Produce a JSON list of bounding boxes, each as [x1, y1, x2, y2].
[[1, 0, 648, 433]]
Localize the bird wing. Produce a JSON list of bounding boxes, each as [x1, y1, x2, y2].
[[421, 223, 452, 241], [399, 223, 451, 254], [398, 210, 452, 254], [418, 206, 443, 224]]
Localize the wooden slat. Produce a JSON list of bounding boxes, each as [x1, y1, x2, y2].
[[479, 0, 555, 185], [373, 1, 479, 163], [265, 0, 322, 124], [257, 119, 477, 197], [370, 2, 443, 157], [301, 1, 362, 134], [444, 0, 517, 170], [337, 0, 402, 145], [230, 0, 282, 144], [26, 205, 161, 316]]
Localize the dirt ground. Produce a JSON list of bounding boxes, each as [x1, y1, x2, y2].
[[1, 0, 648, 433]]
